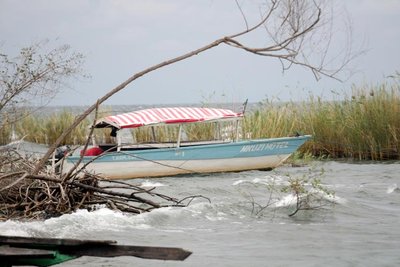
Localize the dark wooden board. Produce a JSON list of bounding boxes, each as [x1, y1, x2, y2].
[[0, 235, 191, 261]]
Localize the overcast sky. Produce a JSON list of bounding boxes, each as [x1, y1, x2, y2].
[[1, 0, 399, 106]]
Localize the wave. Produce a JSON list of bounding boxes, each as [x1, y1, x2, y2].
[[387, 184, 400, 194], [232, 175, 289, 186], [140, 180, 167, 188], [0, 202, 222, 239], [0, 208, 151, 239], [273, 189, 347, 208]]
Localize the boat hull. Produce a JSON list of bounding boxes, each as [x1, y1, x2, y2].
[[62, 135, 310, 180]]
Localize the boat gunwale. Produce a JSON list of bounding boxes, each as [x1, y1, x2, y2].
[[67, 135, 311, 160]]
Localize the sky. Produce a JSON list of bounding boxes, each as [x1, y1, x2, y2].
[[1, 0, 399, 106]]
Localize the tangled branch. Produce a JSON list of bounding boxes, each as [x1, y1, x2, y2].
[[0, 148, 204, 221]]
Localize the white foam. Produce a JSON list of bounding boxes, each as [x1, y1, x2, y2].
[[140, 180, 167, 187], [232, 179, 246, 186], [273, 189, 347, 208], [233, 175, 288, 186], [0, 220, 32, 237], [185, 202, 213, 215], [387, 184, 399, 194], [273, 194, 298, 207], [0, 208, 154, 239], [205, 215, 227, 221], [252, 178, 271, 185]]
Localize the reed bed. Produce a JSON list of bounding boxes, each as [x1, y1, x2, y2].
[[1, 81, 399, 160], [309, 84, 400, 160], [132, 121, 235, 143], [133, 125, 180, 143], [243, 82, 400, 160], [0, 108, 115, 146], [0, 116, 12, 145], [13, 110, 90, 145]]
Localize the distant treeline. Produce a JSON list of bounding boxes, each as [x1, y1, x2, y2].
[[1, 81, 399, 160]]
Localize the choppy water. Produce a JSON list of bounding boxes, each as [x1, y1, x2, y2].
[[1, 161, 399, 266]]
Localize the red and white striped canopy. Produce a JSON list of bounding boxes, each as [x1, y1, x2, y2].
[[95, 107, 243, 129]]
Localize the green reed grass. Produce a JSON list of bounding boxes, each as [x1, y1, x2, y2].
[[0, 116, 12, 145], [2, 80, 399, 160], [132, 122, 221, 143], [307, 84, 399, 159], [242, 100, 300, 139], [1, 107, 117, 146], [133, 125, 179, 143], [14, 110, 90, 145], [243, 81, 400, 160]]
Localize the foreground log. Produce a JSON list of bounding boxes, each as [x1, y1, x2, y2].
[[0, 235, 192, 266]]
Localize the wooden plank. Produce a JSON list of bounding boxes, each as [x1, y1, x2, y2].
[[0, 246, 55, 258], [0, 235, 191, 261], [0, 235, 116, 246], [62, 244, 192, 261]]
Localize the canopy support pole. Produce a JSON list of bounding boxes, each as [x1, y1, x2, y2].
[[177, 125, 182, 148], [215, 122, 220, 140], [117, 131, 121, 152], [235, 119, 240, 142]]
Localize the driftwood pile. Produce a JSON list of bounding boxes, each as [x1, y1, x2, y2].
[[0, 146, 203, 221]]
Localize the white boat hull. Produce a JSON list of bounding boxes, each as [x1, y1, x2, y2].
[[62, 136, 310, 180]]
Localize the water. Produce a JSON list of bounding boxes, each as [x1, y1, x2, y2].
[[1, 161, 399, 266]]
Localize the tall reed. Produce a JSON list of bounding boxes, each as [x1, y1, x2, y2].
[[3, 79, 399, 160], [15, 110, 90, 145], [243, 81, 400, 160], [242, 100, 300, 139], [133, 125, 179, 143], [0, 116, 12, 145], [132, 122, 219, 143], [306, 84, 399, 159]]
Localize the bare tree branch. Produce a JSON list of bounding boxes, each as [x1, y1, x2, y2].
[[33, 0, 358, 173], [0, 40, 85, 123]]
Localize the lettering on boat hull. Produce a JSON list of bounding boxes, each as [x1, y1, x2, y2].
[[239, 142, 289, 153]]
